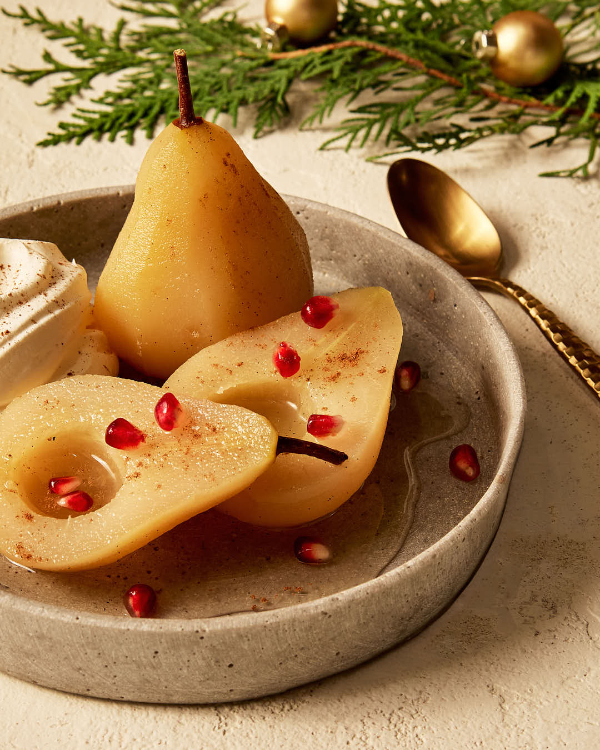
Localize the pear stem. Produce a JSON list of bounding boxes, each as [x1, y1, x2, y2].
[[276, 436, 348, 466], [173, 49, 200, 127]]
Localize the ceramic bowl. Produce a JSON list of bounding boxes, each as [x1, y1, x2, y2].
[[0, 188, 525, 703]]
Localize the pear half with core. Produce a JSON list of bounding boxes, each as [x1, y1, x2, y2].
[[0, 376, 279, 571], [94, 50, 312, 379], [166, 287, 403, 527]]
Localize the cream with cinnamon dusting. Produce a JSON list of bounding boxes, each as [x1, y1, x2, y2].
[[0, 238, 117, 407]]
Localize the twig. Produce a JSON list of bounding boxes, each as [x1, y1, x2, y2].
[[270, 39, 600, 121], [174, 48, 199, 127], [276, 436, 348, 465]]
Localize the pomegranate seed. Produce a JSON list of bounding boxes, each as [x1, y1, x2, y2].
[[49, 475, 81, 495], [294, 537, 332, 565], [307, 414, 344, 438], [449, 444, 480, 482], [155, 392, 185, 431], [395, 361, 421, 393], [124, 584, 157, 618], [301, 296, 339, 329], [273, 341, 300, 378], [105, 418, 146, 449], [56, 491, 93, 512]]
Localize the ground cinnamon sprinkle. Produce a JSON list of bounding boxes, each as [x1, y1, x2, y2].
[[325, 348, 368, 367], [15, 542, 32, 560]]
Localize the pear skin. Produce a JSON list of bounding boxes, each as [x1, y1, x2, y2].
[[94, 118, 313, 379]]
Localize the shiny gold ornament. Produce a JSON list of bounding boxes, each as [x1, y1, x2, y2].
[[265, 0, 338, 45], [473, 10, 563, 87]]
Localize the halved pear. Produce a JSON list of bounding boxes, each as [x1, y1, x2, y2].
[[166, 287, 403, 527], [0, 375, 277, 571]]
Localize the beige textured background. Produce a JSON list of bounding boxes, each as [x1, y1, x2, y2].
[[1, 1, 600, 747]]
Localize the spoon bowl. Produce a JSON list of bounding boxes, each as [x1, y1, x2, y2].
[[387, 158, 502, 278], [387, 157, 600, 400]]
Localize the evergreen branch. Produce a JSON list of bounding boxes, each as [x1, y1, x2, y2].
[[2, 0, 600, 177], [271, 39, 600, 121]]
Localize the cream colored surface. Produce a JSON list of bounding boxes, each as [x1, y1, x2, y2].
[[0, 1, 599, 747]]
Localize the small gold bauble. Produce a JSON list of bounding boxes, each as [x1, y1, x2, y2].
[[265, 0, 338, 45], [473, 10, 563, 87]]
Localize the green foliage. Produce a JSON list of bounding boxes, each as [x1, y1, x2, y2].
[[2, 0, 600, 176]]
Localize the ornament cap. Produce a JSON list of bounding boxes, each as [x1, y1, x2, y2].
[[260, 21, 289, 52], [472, 30, 498, 61]]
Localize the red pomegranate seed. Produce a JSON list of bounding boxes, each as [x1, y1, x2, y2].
[[124, 584, 157, 618], [56, 491, 93, 512], [105, 418, 146, 450], [395, 361, 421, 393], [155, 392, 185, 431], [273, 341, 301, 378], [449, 444, 480, 482], [294, 537, 332, 565], [301, 296, 339, 329], [49, 475, 81, 495], [307, 414, 344, 438]]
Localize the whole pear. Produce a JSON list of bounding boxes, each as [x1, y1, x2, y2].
[[94, 51, 313, 379]]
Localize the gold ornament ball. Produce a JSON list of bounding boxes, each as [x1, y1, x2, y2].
[[490, 11, 563, 87], [265, 0, 338, 45]]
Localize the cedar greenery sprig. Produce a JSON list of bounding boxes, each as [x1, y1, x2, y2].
[[2, 0, 600, 177]]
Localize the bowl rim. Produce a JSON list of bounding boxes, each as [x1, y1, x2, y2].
[[0, 186, 527, 633]]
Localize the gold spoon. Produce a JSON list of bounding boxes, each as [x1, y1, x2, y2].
[[387, 158, 600, 399]]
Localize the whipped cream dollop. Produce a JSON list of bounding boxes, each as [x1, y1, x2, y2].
[[0, 239, 118, 407]]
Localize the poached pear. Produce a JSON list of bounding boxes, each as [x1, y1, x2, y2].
[[0, 376, 277, 570], [166, 287, 403, 527], [0, 376, 345, 571], [94, 50, 312, 379]]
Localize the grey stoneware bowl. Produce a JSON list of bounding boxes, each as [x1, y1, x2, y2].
[[0, 187, 525, 704]]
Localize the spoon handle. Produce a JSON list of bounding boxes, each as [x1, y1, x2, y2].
[[468, 276, 600, 399]]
